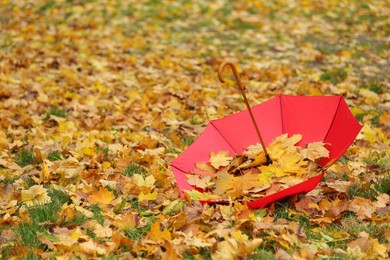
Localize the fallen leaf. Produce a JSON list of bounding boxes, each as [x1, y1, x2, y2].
[[21, 185, 51, 207], [348, 197, 375, 220], [89, 187, 115, 205], [209, 151, 233, 169]]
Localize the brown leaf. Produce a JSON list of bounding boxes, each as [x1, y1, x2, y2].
[[347, 197, 375, 220], [274, 248, 293, 260]]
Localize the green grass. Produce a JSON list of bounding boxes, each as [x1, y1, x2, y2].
[[27, 188, 71, 224], [248, 248, 274, 260], [375, 172, 390, 195], [97, 147, 109, 156], [62, 213, 88, 226], [91, 204, 104, 225], [324, 213, 388, 245], [124, 222, 151, 241], [15, 148, 39, 167], [181, 136, 195, 146], [38, 0, 55, 13], [47, 151, 62, 161], [320, 68, 348, 85], [87, 229, 98, 240], [17, 222, 45, 248], [361, 80, 385, 94], [43, 106, 67, 121], [348, 172, 390, 200], [122, 164, 147, 177], [183, 247, 212, 260], [28, 202, 59, 224], [165, 147, 180, 154]]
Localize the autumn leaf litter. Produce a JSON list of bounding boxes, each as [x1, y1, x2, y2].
[[0, 0, 389, 259]]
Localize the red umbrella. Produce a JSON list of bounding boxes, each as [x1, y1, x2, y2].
[[170, 62, 362, 209]]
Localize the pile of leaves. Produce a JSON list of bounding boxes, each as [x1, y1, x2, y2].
[[0, 0, 389, 259], [186, 134, 329, 202]]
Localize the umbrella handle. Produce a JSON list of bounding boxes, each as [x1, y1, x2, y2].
[[218, 61, 272, 165]]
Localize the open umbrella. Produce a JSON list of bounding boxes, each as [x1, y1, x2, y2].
[[170, 62, 362, 209]]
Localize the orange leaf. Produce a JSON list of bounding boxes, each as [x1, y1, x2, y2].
[[147, 220, 171, 241], [89, 187, 115, 205]]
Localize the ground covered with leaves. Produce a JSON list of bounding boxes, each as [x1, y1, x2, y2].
[[0, 0, 389, 259]]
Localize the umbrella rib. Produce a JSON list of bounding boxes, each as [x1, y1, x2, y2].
[[170, 164, 188, 174], [322, 95, 343, 142]]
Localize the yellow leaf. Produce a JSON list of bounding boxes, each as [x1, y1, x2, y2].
[[133, 174, 155, 188], [79, 240, 106, 255], [259, 164, 285, 178], [89, 187, 115, 205], [232, 230, 249, 242], [210, 151, 233, 169], [93, 224, 113, 238], [82, 146, 96, 157], [186, 175, 213, 189], [301, 142, 329, 161], [184, 190, 222, 201], [138, 191, 157, 201], [372, 239, 387, 258], [359, 124, 386, 143], [147, 220, 171, 241], [39, 161, 50, 181], [214, 172, 236, 196], [212, 238, 239, 260], [21, 185, 51, 207], [101, 161, 111, 170]]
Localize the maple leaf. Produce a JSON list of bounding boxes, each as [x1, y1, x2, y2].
[[191, 162, 217, 177], [347, 232, 387, 258], [209, 151, 233, 169], [214, 171, 236, 196], [374, 193, 389, 208], [347, 197, 375, 220], [184, 190, 222, 201], [301, 141, 329, 161], [89, 187, 115, 205], [93, 223, 113, 238], [39, 161, 51, 182], [21, 185, 51, 207], [133, 174, 155, 188], [238, 152, 267, 168], [212, 238, 239, 260], [147, 220, 171, 241], [186, 174, 214, 190], [138, 191, 158, 201], [79, 240, 107, 255], [243, 143, 264, 158]]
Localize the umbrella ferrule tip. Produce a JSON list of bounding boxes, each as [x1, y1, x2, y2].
[[265, 155, 273, 165]]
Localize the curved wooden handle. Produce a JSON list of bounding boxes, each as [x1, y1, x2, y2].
[[218, 61, 272, 164]]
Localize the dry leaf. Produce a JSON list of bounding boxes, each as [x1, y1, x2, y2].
[[209, 151, 233, 169], [89, 187, 115, 205], [21, 185, 51, 207]]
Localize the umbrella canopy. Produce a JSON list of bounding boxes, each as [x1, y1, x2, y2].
[[170, 94, 362, 209]]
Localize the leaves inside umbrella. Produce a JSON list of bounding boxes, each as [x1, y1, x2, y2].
[[185, 134, 329, 202]]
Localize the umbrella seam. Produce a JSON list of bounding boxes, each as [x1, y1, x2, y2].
[[323, 95, 342, 141], [210, 121, 239, 154]]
